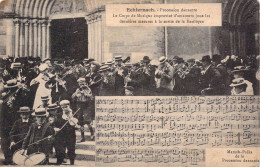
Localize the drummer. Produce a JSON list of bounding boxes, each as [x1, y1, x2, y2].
[[21, 108, 54, 165], [9, 107, 33, 155], [53, 100, 79, 165]]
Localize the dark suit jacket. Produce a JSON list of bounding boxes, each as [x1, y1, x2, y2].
[[10, 118, 33, 143], [201, 64, 222, 90], [22, 122, 54, 155]]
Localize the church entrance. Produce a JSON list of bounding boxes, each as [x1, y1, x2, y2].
[[50, 18, 88, 60]]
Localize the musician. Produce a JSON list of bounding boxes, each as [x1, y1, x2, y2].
[[82, 58, 93, 82], [142, 56, 156, 95], [129, 63, 145, 96], [62, 62, 78, 101], [88, 61, 102, 96], [231, 66, 254, 95], [42, 59, 54, 75], [47, 103, 61, 119], [212, 54, 229, 94], [9, 107, 33, 154], [53, 100, 80, 165], [155, 56, 174, 95], [30, 63, 53, 109], [72, 78, 94, 142], [46, 103, 59, 157], [47, 65, 68, 103], [183, 58, 201, 95], [124, 62, 133, 87], [105, 59, 114, 72], [230, 78, 254, 95], [125, 86, 134, 96], [21, 108, 54, 164], [171, 56, 187, 95], [200, 55, 222, 95], [1, 80, 22, 164], [114, 55, 128, 96], [99, 65, 116, 96], [9, 62, 24, 82]]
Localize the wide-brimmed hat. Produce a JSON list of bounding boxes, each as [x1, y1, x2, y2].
[[99, 65, 110, 72], [159, 56, 167, 64], [60, 100, 70, 106], [114, 55, 123, 61], [32, 108, 48, 117], [124, 63, 132, 68], [47, 104, 59, 111], [231, 66, 249, 73], [83, 58, 89, 63], [143, 56, 151, 63], [11, 62, 22, 69], [230, 78, 247, 87], [41, 95, 49, 101], [18, 106, 31, 113], [4, 79, 18, 89], [105, 59, 113, 65]]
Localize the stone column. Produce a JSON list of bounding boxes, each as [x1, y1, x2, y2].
[[33, 19, 38, 57], [41, 20, 47, 59], [24, 19, 29, 57], [96, 14, 102, 62], [29, 19, 33, 57], [101, 13, 104, 62], [19, 19, 24, 57], [5, 19, 14, 57], [230, 31, 234, 55], [46, 20, 51, 58], [86, 11, 104, 61], [95, 16, 99, 62], [86, 16, 92, 59], [38, 20, 42, 58], [14, 19, 20, 58], [91, 17, 95, 60]]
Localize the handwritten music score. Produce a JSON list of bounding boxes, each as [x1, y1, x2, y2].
[[95, 96, 260, 166]]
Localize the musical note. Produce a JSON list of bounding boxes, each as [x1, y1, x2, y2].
[[95, 96, 259, 165]]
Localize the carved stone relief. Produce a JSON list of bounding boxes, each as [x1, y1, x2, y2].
[[50, 0, 86, 15]]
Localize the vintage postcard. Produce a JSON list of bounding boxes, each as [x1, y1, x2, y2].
[[0, 0, 259, 166]]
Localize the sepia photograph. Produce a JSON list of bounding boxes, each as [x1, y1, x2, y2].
[[0, 0, 259, 166]]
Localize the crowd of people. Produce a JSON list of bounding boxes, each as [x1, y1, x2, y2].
[[0, 53, 259, 165]]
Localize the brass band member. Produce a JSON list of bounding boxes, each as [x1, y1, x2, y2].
[[155, 56, 174, 95], [200, 55, 222, 95], [72, 78, 94, 142], [114, 55, 127, 96]]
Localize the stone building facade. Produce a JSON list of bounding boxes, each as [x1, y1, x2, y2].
[[0, 0, 259, 62]]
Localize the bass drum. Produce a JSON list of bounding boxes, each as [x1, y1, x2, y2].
[[13, 149, 28, 165], [24, 152, 46, 166]]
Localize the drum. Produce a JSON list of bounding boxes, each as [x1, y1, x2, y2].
[[13, 149, 28, 165], [24, 152, 46, 165]]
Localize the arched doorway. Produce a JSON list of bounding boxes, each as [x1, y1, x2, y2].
[[50, 17, 88, 60], [223, 0, 259, 57]]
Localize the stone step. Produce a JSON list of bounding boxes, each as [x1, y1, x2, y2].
[[76, 141, 95, 151]]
